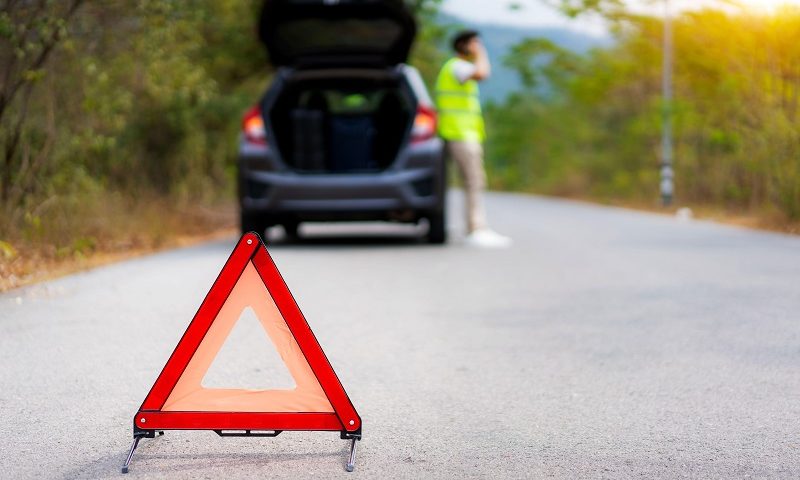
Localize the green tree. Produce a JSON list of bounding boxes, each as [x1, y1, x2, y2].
[[485, 4, 800, 220], [0, 0, 84, 211]]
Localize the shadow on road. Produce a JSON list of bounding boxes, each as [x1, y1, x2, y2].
[[61, 441, 348, 479], [261, 223, 441, 250]]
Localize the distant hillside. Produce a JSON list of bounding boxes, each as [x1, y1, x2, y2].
[[437, 14, 611, 102]]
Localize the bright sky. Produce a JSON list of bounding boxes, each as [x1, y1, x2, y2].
[[441, 0, 800, 36], [739, 0, 800, 9]]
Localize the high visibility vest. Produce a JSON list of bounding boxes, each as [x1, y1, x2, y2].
[[435, 57, 485, 142]]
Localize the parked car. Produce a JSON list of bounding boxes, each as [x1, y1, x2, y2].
[[238, 0, 446, 243]]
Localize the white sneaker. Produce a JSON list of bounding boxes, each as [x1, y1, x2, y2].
[[464, 229, 513, 248]]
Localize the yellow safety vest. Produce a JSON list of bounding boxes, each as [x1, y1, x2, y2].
[[435, 57, 485, 142]]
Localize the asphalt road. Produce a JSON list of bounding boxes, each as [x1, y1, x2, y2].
[[1, 192, 799, 479]]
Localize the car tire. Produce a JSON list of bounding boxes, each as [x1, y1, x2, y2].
[[427, 210, 447, 244], [282, 221, 300, 239], [240, 210, 268, 237], [426, 152, 448, 244]]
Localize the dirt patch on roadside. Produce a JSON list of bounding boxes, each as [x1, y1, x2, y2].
[[0, 204, 237, 293]]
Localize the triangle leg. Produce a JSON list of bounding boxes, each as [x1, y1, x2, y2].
[[345, 437, 358, 472], [121, 435, 142, 474], [122, 430, 163, 474]]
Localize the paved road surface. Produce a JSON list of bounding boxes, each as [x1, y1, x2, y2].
[[1, 192, 799, 479]]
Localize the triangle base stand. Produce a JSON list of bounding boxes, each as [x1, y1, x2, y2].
[[121, 427, 361, 474]]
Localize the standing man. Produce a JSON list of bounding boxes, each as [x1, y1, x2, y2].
[[436, 30, 512, 248]]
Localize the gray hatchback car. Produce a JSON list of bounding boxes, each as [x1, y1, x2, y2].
[[238, 0, 446, 243]]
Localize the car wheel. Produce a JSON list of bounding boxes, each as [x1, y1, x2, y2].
[[427, 153, 448, 244], [240, 210, 267, 237], [427, 210, 447, 244], [282, 221, 300, 239]]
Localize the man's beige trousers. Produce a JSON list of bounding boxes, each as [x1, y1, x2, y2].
[[446, 140, 488, 233]]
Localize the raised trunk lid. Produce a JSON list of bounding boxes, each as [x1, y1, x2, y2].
[[259, 0, 416, 68]]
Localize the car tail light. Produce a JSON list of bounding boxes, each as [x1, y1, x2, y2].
[[411, 104, 437, 143], [242, 105, 267, 145]]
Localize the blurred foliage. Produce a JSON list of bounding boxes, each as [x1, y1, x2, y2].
[[547, 0, 626, 18], [0, 0, 267, 248], [407, 0, 450, 85], [486, 6, 800, 220]]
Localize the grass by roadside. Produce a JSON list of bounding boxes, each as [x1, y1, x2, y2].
[[0, 201, 236, 293]]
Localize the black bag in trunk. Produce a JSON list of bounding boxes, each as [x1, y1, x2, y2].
[[291, 109, 327, 171], [328, 115, 376, 172]]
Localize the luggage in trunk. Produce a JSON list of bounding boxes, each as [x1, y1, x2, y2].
[[268, 75, 414, 173], [329, 115, 376, 172], [291, 109, 326, 171]]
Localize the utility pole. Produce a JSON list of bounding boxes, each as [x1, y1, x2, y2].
[[660, 0, 674, 207]]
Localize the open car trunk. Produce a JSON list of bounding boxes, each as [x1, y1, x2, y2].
[[268, 73, 415, 173], [259, 0, 416, 68]]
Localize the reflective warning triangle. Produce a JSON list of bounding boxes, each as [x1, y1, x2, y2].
[[132, 232, 361, 436]]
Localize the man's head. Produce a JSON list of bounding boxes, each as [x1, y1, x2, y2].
[[452, 30, 480, 58]]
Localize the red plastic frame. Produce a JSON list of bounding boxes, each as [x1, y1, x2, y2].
[[133, 232, 361, 434]]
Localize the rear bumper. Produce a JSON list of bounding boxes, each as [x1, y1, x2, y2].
[[242, 167, 441, 212], [239, 139, 445, 220]]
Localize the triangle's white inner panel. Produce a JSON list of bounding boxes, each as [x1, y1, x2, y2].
[[201, 306, 296, 390]]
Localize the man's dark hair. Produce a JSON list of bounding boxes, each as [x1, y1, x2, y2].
[[452, 30, 480, 55]]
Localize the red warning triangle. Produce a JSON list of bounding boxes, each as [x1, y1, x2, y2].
[[132, 232, 361, 436]]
